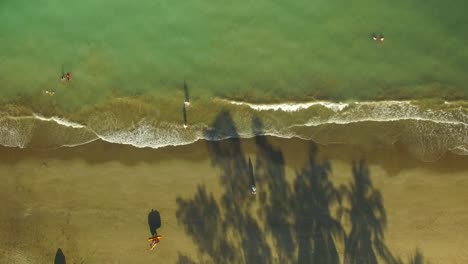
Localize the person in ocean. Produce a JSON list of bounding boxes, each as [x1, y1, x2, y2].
[[61, 72, 71, 81], [371, 33, 384, 43], [379, 33, 384, 43], [148, 235, 162, 251]]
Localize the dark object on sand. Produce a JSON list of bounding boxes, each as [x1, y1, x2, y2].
[[54, 248, 66, 264], [248, 157, 256, 195], [148, 209, 161, 236]]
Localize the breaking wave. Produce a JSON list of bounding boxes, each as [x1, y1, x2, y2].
[[0, 98, 466, 161]]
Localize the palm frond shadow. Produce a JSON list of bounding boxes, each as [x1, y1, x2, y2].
[[175, 112, 427, 264]]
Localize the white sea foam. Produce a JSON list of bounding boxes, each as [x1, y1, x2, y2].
[[0, 99, 465, 162], [302, 101, 468, 127], [32, 113, 86, 128], [303, 117, 468, 127], [96, 121, 201, 149], [0, 125, 28, 148], [220, 99, 349, 112]]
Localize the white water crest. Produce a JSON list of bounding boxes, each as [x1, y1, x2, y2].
[[220, 98, 349, 112], [33, 113, 86, 128], [0, 99, 466, 160], [302, 101, 468, 126], [96, 121, 202, 149]]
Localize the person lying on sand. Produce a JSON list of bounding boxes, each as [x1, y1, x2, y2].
[[148, 235, 162, 251]]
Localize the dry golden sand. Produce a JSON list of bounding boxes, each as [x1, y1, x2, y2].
[[0, 138, 467, 263]]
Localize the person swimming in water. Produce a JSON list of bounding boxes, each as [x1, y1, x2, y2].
[[371, 33, 384, 43], [60, 72, 71, 81], [379, 33, 384, 42]]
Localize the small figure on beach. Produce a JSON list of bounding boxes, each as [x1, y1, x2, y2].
[[148, 235, 162, 251], [183, 80, 190, 106], [251, 185, 257, 195], [248, 157, 256, 195], [182, 103, 188, 129]]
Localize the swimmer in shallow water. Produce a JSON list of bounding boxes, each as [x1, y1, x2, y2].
[[44, 90, 55, 96], [60, 72, 71, 81], [379, 33, 385, 43]]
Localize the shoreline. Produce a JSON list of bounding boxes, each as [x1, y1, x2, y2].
[[1, 135, 467, 177], [0, 97, 467, 162]]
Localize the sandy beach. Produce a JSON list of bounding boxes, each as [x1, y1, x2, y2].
[[1, 134, 467, 264]]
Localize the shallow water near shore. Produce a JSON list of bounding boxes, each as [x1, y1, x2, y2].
[[1, 97, 466, 162], [1, 0, 467, 162], [1, 0, 468, 107]]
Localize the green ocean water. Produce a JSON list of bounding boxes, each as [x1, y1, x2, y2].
[[1, 0, 468, 110], [0, 1, 467, 160]]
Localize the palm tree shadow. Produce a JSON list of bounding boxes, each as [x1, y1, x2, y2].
[[54, 248, 66, 264], [342, 160, 401, 264], [252, 116, 295, 262], [176, 111, 272, 264], [176, 113, 428, 264], [293, 144, 344, 264], [148, 209, 161, 236]]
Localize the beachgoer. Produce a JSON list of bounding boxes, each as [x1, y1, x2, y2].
[[251, 185, 257, 195], [148, 235, 162, 251]]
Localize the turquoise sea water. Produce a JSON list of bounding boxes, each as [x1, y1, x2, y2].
[[0, 0, 467, 159]]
